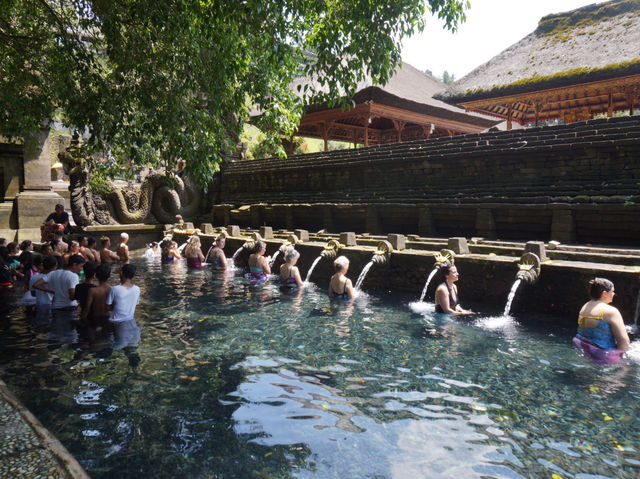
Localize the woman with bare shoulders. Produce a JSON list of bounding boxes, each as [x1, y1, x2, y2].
[[434, 264, 473, 314], [184, 235, 205, 269], [329, 256, 356, 300], [575, 278, 630, 352]]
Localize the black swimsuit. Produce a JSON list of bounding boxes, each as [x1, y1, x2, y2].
[[435, 282, 459, 313], [330, 280, 349, 300]]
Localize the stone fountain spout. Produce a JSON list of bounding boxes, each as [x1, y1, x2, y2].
[[515, 252, 541, 285], [320, 239, 342, 259], [371, 240, 393, 265]]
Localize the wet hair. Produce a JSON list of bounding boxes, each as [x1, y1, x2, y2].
[[254, 241, 266, 253], [285, 249, 300, 263], [77, 235, 87, 244], [215, 236, 225, 245], [20, 240, 32, 250], [121, 232, 129, 240], [7, 242, 18, 254], [439, 264, 455, 277], [96, 264, 111, 282], [589, 278, 614, 300], [83, 261, 99, 279], [121, 263, 136, 279], [68, 254, 86, 267], [100, 236, 110, 247], [87, 237, 97, 248], [43, 256, 58, 271], [334, 255, 349, 272]]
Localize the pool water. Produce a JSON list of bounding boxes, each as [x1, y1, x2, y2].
[[1, 258, 640, 478]]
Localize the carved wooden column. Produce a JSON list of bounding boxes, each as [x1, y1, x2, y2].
[[392, 120, 406, 143], [506, 103, 514, 130]]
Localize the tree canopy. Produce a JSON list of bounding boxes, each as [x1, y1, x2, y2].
[[1, 0, 469, 187]]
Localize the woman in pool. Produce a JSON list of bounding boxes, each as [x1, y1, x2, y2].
[[329, 256, 356, 300], [279, 248, 303, 288], [184, 236, 205, 269], [434, 264, 473, 314], [575, 278, 629, 352], [161, 240, 181, 263], [247, 241, 270, 283], [144, 242, 160, 260], [209, 236, 228, 270]]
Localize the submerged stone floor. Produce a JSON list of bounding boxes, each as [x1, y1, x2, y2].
[[0, 379, 89, 479]]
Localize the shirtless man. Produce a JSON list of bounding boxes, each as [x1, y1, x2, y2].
[[100, 237, 120, 265], [117, 232, 130, 263], [53, 230, 68, 253], [78, 235, 97, 262], [83, 264, 112, 339], [87, 237, 100, 263]]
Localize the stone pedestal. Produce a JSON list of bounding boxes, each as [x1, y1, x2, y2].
[[339, 232, 357, 246], [259, 226, 273, 239], [226, 225, 240, 237], [294, 229, 309, 242], [524, 241, 547, 261], [387, 234, 406, 251], [201, 223, 214, 235], [448, 237, 470, 254], [16, 129, 64, 241]]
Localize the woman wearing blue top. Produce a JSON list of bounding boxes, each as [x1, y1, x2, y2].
[[576, 278, 629, 351]]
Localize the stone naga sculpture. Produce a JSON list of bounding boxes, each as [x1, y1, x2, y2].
[[59, 144, 201, 226]]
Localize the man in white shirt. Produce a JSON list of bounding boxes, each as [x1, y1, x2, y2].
[[106, 263, 141, 350], [34, 254, 85, 345], [29, 256, 57, 329]]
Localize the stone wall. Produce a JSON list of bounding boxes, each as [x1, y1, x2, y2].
[[217, 116, 640, 245]]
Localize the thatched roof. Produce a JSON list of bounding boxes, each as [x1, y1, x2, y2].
[[443, 0, 640, 102], [294, 62, 497, 129]]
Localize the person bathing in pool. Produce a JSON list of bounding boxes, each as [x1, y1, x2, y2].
[[329, 256, 357, 300], [434, 264, 473, 314]]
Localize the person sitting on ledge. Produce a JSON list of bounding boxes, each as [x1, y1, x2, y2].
[[43, 204, 71, 235], [575, 278, 629, 351], [329, 256, 356, 300], [184, 235, 205, 269], [246, 241, 270, 283], [209, 236, 227, 270], [280, 248, 303, 288], [434, 264, 473, 314]]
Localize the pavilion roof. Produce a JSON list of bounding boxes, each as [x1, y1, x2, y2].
[[295, 62, 496, 129], [441, 0, 640, 104]]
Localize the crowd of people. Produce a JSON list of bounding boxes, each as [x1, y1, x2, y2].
[[2, 203, 630, 363], [1, 205, 141, 358]]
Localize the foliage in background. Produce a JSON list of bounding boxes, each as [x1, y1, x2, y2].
[[0, 0, 469, 188]]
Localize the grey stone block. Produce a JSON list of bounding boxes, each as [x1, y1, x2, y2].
[[259, 226, 273, 239], [448, 237, 470, 254], [294, 229, 309, 242], [387, 234, 405, 251], [339, 232, 357, 246], [524, 241, 547, 261], [226, 225, 240, 237]]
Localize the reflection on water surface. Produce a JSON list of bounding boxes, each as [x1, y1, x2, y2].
[[1, 258, 639, 478]]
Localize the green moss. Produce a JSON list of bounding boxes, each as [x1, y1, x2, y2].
[[444, 58, 640, 103], [535, 0, 640, 38]]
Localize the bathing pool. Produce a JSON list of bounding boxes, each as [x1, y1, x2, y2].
[[1, 257, 639, 478]]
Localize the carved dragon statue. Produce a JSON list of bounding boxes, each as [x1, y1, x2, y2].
[[59, 141, 201, 226]]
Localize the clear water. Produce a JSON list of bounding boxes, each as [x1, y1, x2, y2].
[[1, 258, 640, 479]]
